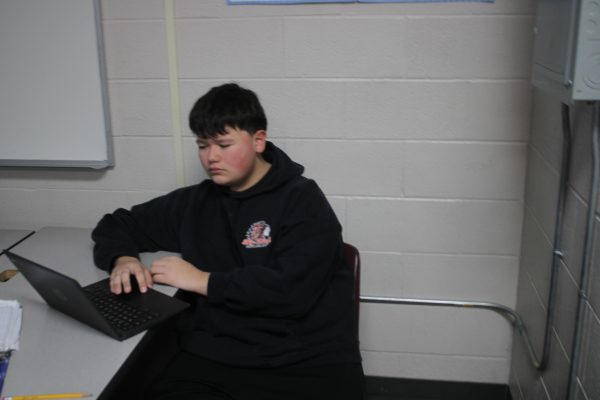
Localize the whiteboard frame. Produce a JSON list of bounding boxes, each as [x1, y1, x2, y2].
[[0, 0, 113, 169]]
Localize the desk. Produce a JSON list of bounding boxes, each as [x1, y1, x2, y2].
[[0, 229, 34, 282], [0, 229, 34, 254], [0, 227, 178, 399]]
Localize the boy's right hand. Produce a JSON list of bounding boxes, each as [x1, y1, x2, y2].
[[110, 256, 153, 294]]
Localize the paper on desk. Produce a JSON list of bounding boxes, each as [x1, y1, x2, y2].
[[0, 300, 21, 352]]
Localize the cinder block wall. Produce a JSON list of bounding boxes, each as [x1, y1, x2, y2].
[[510, 93, 600, 399], [0, 0, 535, 384]]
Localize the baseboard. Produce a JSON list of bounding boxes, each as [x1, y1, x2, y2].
[[365, 376, 512, 400]]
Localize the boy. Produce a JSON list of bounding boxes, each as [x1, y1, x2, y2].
[[92, 83, 364, 399]]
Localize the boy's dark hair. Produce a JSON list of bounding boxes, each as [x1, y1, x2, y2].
[[189, 83, 267, 139]]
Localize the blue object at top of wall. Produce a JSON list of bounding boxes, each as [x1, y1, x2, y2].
[[228, 0, 494, 4]]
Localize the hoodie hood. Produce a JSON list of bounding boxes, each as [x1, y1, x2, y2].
[[224, 141, 304, 200]]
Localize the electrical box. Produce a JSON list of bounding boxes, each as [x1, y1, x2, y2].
[[532, 0, 600, 102]]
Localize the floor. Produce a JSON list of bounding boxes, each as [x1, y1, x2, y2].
[[365, 377, 513, 400]]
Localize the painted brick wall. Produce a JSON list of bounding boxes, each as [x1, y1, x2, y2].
[[0, 0, 535, 384], [510, 93, 600, 399]]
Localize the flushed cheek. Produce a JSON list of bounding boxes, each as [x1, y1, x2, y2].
[[225, 151, 254, 174], [198, 152, 210, 170]]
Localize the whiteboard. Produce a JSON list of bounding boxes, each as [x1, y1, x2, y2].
[[0, 0, 113, 169]]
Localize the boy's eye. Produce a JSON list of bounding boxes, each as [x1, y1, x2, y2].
[[219, 144, 231, 149]]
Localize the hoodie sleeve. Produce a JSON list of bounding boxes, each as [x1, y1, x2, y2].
[[91, 187, 189, 271], [206, 180, 348, 319]]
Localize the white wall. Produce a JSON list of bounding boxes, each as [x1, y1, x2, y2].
[[0, 0, 536, 384], [510, 93, 600, 400]]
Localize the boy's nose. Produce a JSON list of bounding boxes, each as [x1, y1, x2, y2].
[[207, 146, 221, 161]]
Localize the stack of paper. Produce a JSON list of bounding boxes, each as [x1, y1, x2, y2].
[[0, 300, 21, 352], [0, 300, 21, 395]]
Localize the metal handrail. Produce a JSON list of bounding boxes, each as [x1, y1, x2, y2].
[[359, 295, 541, 369]]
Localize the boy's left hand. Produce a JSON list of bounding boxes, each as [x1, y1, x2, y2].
[[150, 256, 210, 295]]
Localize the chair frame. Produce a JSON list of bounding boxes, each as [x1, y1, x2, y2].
[[343, 242, 361, 337]]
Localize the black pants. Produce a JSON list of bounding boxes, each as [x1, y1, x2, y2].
[[145, 350, 366, 400]]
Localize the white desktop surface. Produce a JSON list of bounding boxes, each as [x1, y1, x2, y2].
[[0, 227, 178, 399], [0, 229, 33, 252]]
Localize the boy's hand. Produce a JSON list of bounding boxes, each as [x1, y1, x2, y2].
[[111, 256, 153, 294], [150, 256, 210, 295]]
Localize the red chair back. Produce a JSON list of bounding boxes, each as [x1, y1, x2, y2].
[[343, 243, 360, 338]]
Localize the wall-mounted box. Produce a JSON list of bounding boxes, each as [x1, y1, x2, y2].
[[532, 0, 600, 102]]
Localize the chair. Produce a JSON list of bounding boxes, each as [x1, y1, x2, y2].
[[343, 242, 361, 338]]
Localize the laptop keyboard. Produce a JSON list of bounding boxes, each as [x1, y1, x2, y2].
[[84, 281, 160, 332]]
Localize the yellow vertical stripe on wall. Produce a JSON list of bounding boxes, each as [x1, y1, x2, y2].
[[165, 0, 185, 187]]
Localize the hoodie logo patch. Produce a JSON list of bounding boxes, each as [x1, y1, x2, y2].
[[242, 220, 272, 249]]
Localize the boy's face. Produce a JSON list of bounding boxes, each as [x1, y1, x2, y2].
[[196, 126, 268, 192]]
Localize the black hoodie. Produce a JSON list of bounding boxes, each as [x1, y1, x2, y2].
[[92, 142, 361, 368]]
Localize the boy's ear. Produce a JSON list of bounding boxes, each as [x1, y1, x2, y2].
[[253, 130, 268, 153]]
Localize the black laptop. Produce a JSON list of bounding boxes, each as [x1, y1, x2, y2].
[[6, 251, 189, 341]]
